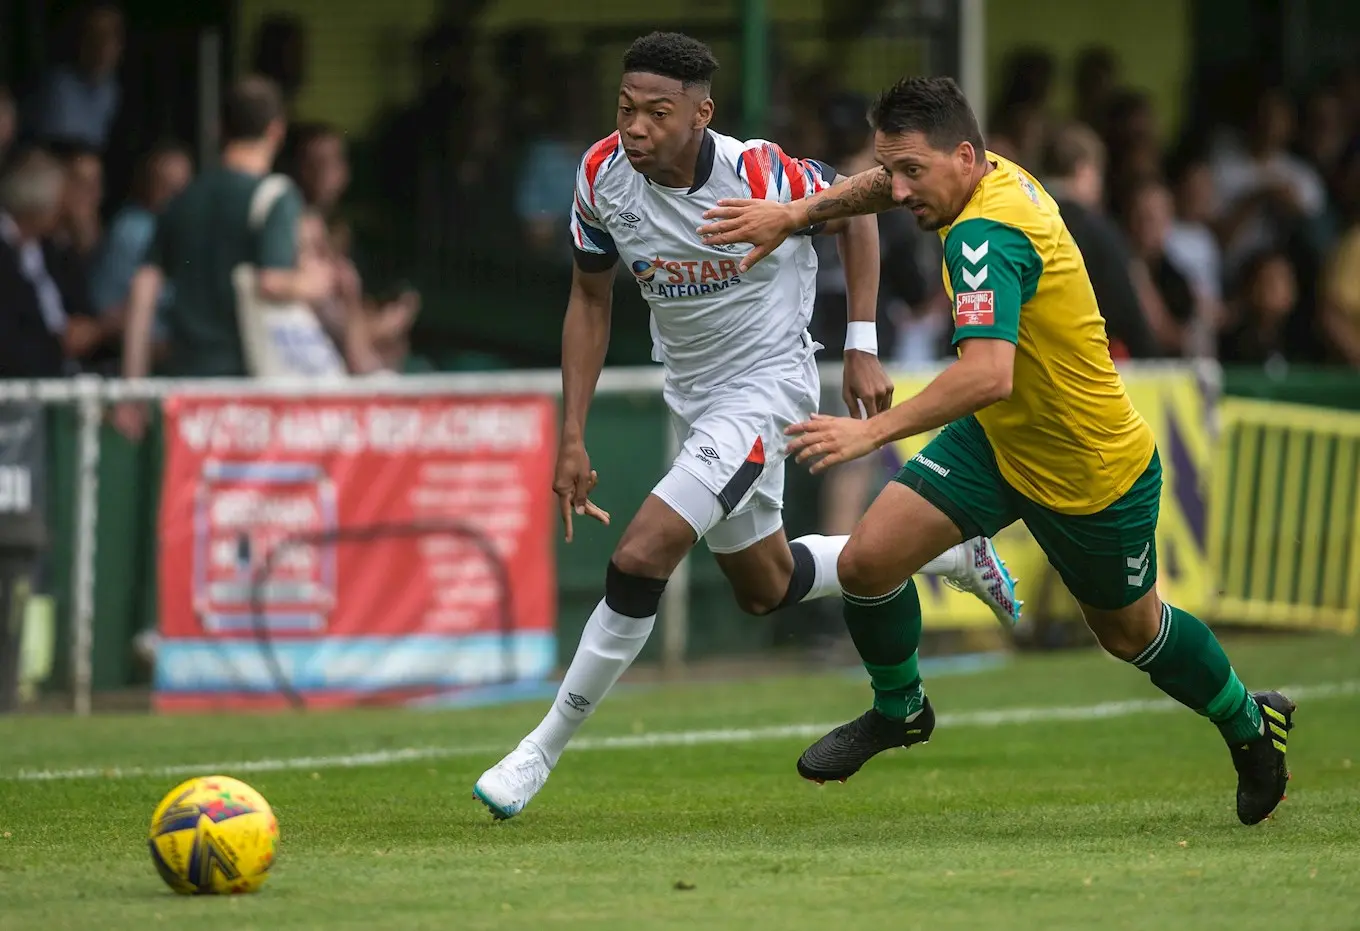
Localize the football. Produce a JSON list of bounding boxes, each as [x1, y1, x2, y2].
[[147, 775, 279, 895]]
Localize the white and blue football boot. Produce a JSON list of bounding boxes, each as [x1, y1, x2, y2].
[[474, 740, 551, 821], [944, 536, 1023, 629]]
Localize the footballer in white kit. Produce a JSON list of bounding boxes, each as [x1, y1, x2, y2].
[[583, 125, 837, 542], [474, 31, 1021, 820]]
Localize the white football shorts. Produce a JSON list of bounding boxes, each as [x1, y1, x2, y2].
[[652, 333, 821, 554]]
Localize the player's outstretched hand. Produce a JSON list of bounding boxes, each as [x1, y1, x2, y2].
[[785, 413, 881, 475], [697, 199, 801, 273], [553, 442, 611, 543], [842, 350, 895, 418]]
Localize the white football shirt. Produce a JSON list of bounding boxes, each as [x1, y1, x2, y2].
[[570, 129, 835, 396]]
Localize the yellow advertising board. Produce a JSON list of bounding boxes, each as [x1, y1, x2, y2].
[[883, 368, 1215, 629], [1207, 398, 1360, 633]]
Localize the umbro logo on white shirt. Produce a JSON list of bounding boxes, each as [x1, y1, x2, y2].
[[618, 211, 641, 226]]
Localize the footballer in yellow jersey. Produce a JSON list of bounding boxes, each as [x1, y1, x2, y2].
[[699, 76, 1293, 826], [934, 149, 1155, 514]]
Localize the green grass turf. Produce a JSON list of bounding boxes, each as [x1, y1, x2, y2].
[[1, 633, 1358, 931]]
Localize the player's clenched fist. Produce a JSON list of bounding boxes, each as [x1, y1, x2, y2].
[[553, 441, 611, 543]]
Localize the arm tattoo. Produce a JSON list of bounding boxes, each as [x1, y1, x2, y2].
[[804, 168, 896, 224]]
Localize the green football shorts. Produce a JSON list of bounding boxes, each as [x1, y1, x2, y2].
[[895, 415, 1161, 610]]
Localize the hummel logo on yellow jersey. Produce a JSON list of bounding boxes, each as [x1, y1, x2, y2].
[[961, 241, 988, 264], [962, 240, 989, 289]]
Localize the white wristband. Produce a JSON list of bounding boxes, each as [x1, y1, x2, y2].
[[844, 321, 878, 355]]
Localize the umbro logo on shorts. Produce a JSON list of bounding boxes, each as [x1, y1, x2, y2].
[[698, 446, 720, 460]]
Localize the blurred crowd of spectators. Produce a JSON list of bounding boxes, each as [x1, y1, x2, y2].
[[2, 8, 1359, 383], [0, 3, 420, 383], [802, 48, 1360, 372]]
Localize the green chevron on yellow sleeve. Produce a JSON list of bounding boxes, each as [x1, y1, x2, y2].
[[942, 218, 1043, 345]]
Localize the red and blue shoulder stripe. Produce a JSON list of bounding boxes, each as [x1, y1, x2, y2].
[[582, 132, 622, 206], [738, 142, 819, 201]]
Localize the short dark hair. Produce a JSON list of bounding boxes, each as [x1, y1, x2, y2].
[[998, 47, 1055, 108], [869, 76, 985, 155], [222, 75, 285, 144], [291, 121, 342, 159], [1074, 46, 1118, 86], [1106, 88, 1153, 123], [133, 139, 191, 200], [622, 32, 719, 89], [283, 122, 342, 177], [41, 136, 101, 164], [1164, 143, 1210, 187], [72, 0, 121, 36]]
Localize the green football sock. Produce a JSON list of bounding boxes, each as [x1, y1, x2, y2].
[[843, 579, 926, 721], [1131, 602, 1262, 744]]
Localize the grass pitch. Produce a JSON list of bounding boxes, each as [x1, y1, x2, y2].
[[1, 633, 1358, 931]]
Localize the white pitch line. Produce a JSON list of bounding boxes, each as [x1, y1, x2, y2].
[[7, 679, 1357, 783]]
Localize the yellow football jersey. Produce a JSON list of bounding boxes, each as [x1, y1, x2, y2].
[[937, 152, 1155, 514]]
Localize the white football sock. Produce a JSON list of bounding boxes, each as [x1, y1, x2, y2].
[[524, 598, 654, 768], [920, 543, 966, 577], [790, 534, 968, 604], [790, 533, 847, 602]]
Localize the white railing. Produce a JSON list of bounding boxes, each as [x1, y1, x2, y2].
[[0, 365, 775, 715], [0, 359, 1217, 715]]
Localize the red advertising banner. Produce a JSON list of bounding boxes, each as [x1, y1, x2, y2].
[[154, 394, 557, 712]]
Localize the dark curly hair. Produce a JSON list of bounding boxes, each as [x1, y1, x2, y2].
[[622, 32, 719, 89], [869, 76, 985, 155]]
